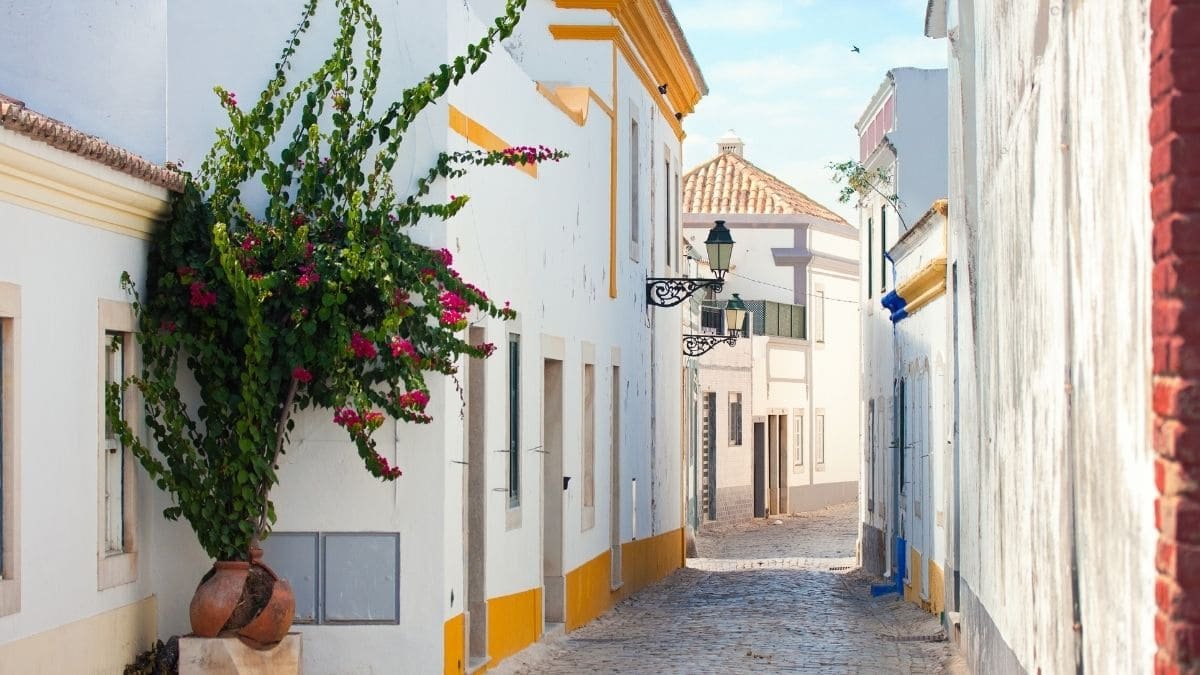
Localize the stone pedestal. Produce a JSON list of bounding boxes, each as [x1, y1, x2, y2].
[[178, 634, 301, 674]]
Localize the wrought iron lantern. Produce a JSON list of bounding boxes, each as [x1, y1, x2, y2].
[[646, 220, 735, 307], [681, 294, 748, 357]]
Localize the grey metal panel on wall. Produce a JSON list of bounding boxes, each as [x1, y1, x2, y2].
[[260, 532, 319, 623], [322, 532, 400, 624]]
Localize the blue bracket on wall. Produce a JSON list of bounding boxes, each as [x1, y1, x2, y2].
[[880, 291, 908, 324], [870, 536, 907, 597]]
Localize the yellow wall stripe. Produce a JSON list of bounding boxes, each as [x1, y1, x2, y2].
[[564, 528, 684, 631], [443, 613, 465, 675], [486, 586, 543, 666], [448, 106, 538, 179]]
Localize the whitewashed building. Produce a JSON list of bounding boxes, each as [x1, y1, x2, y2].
[[854, 68, 948, 584], [0, 1, 706, 672], [683, 135, 860, 521]]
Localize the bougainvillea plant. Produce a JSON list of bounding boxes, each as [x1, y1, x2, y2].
[[106, 0, 564, 561]]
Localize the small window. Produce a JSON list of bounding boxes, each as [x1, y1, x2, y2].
[[700, 306, 723, 334], [728, 392, 743, 446], [98, 300, 138, 589], [793, 409, 805, 469], [582, 362, 596, 530], [508, 334, 521, 508], [0, 284, 18, 615], [867, 217, 874, 299], [867, 400, 876, 511], [629, 118, 640, 260], [664, 156, 672, 268], [814, 290, 826, 343], [880, 207, 888, 293], [103, 331, 129, 555], [815, 411, 826, 466]]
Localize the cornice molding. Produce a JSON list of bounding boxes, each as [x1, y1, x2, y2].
[[0, 128, 173, 240]]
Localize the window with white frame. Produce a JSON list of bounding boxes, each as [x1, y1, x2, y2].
[[507, 333, 521, 509], [98, 300, 138, 588], [728, 392, 743, 446], [629, 118, 640, 260], [792, 408, 805, 470], [815, 410, 826, 466], [0, 283, 17, 614], [103, 331, 128, 554], [582, 362, 596, 529]]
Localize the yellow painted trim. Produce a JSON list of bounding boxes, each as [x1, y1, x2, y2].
[[903, 544, 923, 606], [447, 105, 537, 179], [0, 595, 156, 672], [896, 257, 948, 316], [486, 586, 542, 667], [553, 0, 704, 117], [0, 133, 172, 240], [928, 560, 945, 615], [564, 528, 684, 631], [547, 25, 686, 141], [444, 613, 466, 675], [535, 83, 612, 126]]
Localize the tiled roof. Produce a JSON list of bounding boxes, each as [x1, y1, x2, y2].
[[0, 93, 184, 192], [683, 152, 847, 223]]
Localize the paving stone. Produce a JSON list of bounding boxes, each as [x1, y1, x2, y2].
[[493, 502, 966, 674]]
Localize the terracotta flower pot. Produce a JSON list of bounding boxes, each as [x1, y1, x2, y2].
[[189, 561, 250, 638], [189, 549, 296, 648]]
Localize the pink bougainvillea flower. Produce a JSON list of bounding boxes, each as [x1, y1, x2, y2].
[[392, 289, 410, 307], [398, 389, 431, 411], [390, 336, 417, 359], [350, 332, 377, 359], [296, 263, 320, 290], [419, 268, 436, 282], [439, 309, 467, 329], [333, 408, 361, 428], [436, 248, 453, 266], [305, 242, 315, 258], [224, 91, 238, 107], [189, 282, 217, 309], [161, 320, 177, 333], [241, 235, 260, 252], [475, 342, 496, 357], [364, 411, 385, 428], [291, 212, 307, 227], [292, 366, 313, 384], [439, 291, 468, 313]]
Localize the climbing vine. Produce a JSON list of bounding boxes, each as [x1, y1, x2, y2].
[[106, 0, 564, 561]]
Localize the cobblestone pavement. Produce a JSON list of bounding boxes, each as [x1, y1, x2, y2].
[[493, 502, 967, 674]]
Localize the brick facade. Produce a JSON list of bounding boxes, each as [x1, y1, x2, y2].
[[1153, 1, 1200, 671]]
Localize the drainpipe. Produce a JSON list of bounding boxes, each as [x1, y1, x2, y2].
[[872, 249, 905, 598]]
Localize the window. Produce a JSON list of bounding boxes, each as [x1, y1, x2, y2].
[[674, 171, 681, 269], [629, 118, 640, 260], [792, 409, 805, 470], [880, 206, 888, 293], [700, 306, 723, 334], [815, 410, 826, 466], [728, 393, 743, 446], [814, 290, 826, 343], [582, 362, 596, 530], [897, 379, 907, 492], [867, 400, 876, 512], [508, 333, 521, 508], [98, 300, 137, 589], [0, 282, 18, 615], [103, 331, 128, 554], [867, 217, 874, 299], [664, 156, 672, 268]]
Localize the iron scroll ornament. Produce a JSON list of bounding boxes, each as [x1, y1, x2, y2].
[[681, 334, 738, 357], [645, 277, 725, 307]]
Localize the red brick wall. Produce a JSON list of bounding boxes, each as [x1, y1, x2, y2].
[[1153, 1, 1200, 672]]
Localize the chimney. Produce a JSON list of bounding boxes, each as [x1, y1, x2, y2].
[[716, 130, 745, 157]]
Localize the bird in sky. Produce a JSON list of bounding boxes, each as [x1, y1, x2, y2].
[[851, 45, 861, 53]]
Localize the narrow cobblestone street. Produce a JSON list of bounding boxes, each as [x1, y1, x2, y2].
[[494, 503, 965, 674]]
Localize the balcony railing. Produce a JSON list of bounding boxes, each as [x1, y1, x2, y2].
[[701, 299, 806, 340]]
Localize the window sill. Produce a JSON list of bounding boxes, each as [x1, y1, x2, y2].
[[815, 463, 826, 473], [98, 550, 138, 590], [0, 577, 19, 617], [505, 504, 522, 531]]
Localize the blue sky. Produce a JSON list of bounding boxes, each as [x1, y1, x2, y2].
[[674, 0, 946, 223]]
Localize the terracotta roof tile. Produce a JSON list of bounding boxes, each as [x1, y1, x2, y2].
[[683, 151, 846, 223], [0, 93, 184, 192]]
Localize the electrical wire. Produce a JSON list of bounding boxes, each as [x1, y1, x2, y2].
[[724, 270, 864, 306]]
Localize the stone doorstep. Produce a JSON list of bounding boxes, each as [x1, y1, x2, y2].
[[178, 634, 302, 675]]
